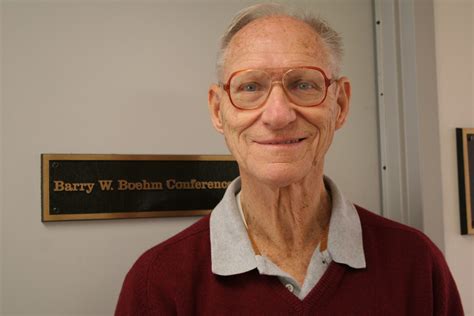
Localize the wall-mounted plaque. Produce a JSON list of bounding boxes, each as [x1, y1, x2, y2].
[[456, 128, 474, 234], [41, 154, 239, 222]]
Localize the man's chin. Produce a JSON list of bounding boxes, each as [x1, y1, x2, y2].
[[246, 164, 310, 188]]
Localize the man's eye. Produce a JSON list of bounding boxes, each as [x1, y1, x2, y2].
[[239, 82, 260, 92], [295, 81, 316, 90]]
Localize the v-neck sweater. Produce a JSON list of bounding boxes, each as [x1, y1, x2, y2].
[[115, 206, 463, 315]]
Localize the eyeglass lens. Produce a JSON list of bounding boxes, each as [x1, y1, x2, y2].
[[229, 68, 326, 109]]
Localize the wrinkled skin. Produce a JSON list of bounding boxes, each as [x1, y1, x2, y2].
[[209, 16, 351, 188]]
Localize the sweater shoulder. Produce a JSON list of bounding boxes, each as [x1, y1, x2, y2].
[[115, 216, 210, 315], [117, 215, 211, 303], [354, 205, 463, 315], [355, 205, 441, 255], [356, 204, 425, 236], [122, 215, 211, 283], [137, 215, 211, 265]]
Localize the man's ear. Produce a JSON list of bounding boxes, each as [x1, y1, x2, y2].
[[208, 84, 224, 134], [334, 77, 351, 130]]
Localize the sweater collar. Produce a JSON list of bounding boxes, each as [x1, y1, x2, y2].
[[210, 176, 366, 276]]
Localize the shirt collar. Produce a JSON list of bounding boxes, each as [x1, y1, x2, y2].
[[210, 176, 366, 276], [324, 176, 366, 268], [210, 178, 257, 275]]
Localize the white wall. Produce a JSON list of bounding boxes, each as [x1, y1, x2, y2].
[[1, 1, 379, 315], [434, 0, 474, 314]]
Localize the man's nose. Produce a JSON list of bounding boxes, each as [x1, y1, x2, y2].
[[260, 85, 296, 129]]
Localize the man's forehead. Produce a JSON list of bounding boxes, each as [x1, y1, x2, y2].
[[224, 16, 330, 74]]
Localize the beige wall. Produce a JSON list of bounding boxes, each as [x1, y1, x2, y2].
[[434, 0, 474, 314], [1, 1, 379, 315]]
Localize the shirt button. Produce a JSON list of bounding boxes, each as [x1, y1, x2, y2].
[[285, 283, 294, 292]]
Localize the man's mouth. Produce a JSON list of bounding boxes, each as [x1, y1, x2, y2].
[[257, 138, 306, 145]]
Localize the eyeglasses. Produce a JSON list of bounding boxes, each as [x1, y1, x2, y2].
[[221, 66, 335, 110]]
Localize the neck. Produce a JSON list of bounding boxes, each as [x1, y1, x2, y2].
[[239, 169, 332, 255]]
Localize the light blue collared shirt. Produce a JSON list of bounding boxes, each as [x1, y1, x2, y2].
[[210, 176, 366, 300]]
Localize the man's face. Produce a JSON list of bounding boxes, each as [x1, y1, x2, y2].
[[209, 16, 351, 187]]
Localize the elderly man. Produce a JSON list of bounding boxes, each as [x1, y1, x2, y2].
[[116, 4, 463, 315]]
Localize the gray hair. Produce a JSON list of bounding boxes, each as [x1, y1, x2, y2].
[[216, 3, 343, 81]]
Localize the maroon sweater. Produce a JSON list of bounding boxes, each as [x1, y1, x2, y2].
[[115, 206, 463, 315]]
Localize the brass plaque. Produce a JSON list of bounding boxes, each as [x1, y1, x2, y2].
[[41, 154, 239, 222]]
